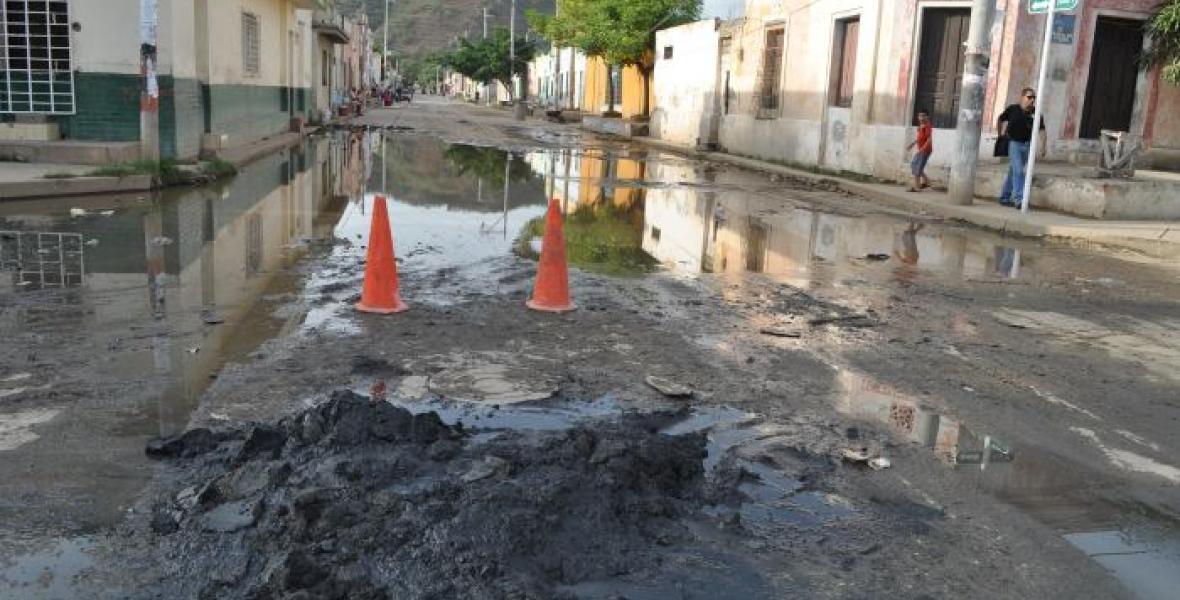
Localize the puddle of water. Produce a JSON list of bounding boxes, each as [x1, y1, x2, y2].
[[638, 160, 1032, 287], [0, 135, 356, 590], [0, 536, 103, 600], [1065, 529, 1180, 600], [303, 136, 551, 319], [661, 406, 854, 531], [660, 406, 758, 472], [835, 367, 1180, 599], [835, 370, 1010, 466], [392, 394, 622, 433]]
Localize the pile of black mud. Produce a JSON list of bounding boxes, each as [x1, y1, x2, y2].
[[141, 390, 717, 600]]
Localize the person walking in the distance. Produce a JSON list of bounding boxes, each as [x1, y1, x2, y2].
[[997, 88, 1046, 208], [906, 109, 934, 192]]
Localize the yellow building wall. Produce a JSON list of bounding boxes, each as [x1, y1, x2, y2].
[[581, 56, 654, 119], [575, 150, 647, 207]]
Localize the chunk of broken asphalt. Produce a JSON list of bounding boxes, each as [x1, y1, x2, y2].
[[201, 499, 261, 533], [146, 428, 219, 459], [645, 375, 693, 398]]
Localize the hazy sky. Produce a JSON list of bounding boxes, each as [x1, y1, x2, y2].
[[701, 0, 745, 19]]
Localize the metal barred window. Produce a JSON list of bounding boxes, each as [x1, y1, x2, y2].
[[0, 0, 75, 114], [242, 12, 260, 76]]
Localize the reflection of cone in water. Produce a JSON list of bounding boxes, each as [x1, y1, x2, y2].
[[356, 195, 409, 314], [527, 198, 575, 312]]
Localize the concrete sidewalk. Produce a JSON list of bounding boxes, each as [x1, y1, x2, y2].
[[0, 131, 308, 202], [0, 161, 153, 201], [639, 137, 1180, 259]]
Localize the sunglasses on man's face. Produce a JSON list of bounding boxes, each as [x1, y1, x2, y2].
[[1025, 95, 1036, 100]]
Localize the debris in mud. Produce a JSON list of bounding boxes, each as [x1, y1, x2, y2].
[[759, 327, 802, 338], [864, 253, 890, 261], [808, 314, 877, 328], [349, 354, 408, 376], [645, 375, 694, 398], [369, 379, 387, 402], [136, 390, 723, 599], [840, 448, 891, 470], [401, 352, 561, 404]]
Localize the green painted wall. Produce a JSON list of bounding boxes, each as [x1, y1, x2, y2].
[[204, 84, 310, 146], [8, 72, 312, 160], [57, 72, 141, 143], [159, 76, 205, 160]]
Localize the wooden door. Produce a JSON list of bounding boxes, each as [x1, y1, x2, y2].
[[913, 8, 970, 128], [1079, 17, 1144, 139]]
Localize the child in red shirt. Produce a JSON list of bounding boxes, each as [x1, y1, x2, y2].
[[907, 109, 933, 192]]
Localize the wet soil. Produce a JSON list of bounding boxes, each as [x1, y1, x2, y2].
[[2, 97, 1179, 598]]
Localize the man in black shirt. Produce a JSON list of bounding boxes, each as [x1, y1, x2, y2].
[[997, 88, 1047, 208]]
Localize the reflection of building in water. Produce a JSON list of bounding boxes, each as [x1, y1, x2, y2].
[[0, 139, 345, 435], [642, 160, 1026, 286], [0, 137, 349, 535], [576, 149, 647, 209], [0, 231, 85, 291], [378, 137, 546, 212], [835, 370, 1009, 466], [525, 148, 583, 211], [339, 130, 371, 200], [525, 147, 651, 213]]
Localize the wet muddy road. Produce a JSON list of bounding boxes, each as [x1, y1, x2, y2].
[[2, 100, 1179, 598]]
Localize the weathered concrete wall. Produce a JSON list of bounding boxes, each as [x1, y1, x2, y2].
[[651, 20, 721, 148], [531, 48, 586, 110], [201, 0, 289, 87], [194, 0, 312, 148], [641, 162, 711, 272], [71, 0, 140, 75], [674, 0, 1180, 188]]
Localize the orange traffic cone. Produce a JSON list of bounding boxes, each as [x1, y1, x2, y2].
[[527, 198, 575, 313], [356, 195, 409, 314]]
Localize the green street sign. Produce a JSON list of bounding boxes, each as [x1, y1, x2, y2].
[[1029, 0, 1077, 13]]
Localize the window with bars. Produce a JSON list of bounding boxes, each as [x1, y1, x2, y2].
[[757, 27, 785, 116], [242, 12, 260, 77], [0, 0, 75, 114], [829, 17, 859, 108]]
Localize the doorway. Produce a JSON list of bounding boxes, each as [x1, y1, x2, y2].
[[1079, 17, 1144, 139], [913, 7, 970, 128]]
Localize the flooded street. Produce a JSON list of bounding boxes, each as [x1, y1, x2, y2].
[[2, 102, 1179, 599]]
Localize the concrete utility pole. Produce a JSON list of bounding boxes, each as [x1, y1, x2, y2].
[[383, 0, 391, 84], [483, 7, 492, 105], [511, 0, 526, 120], [551, 0, 561, 110], [139, 0, 160, 161], [948, 0, 996, 205]]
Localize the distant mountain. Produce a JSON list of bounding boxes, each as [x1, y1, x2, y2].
[[337, 0, 555, 58]]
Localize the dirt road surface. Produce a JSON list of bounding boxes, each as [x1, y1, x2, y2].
[[2, 96, 1178, 599]]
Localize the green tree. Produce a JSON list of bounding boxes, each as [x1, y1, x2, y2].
[[401, 53, 447, 91], [1146, 0, 1180, 84], [444, 145, 534, 184], [444, 28, 536, 100]]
